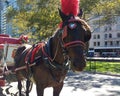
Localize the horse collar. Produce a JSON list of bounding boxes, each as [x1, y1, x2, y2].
[[45, 37, 53, 58], [42, 38, 70, 71]]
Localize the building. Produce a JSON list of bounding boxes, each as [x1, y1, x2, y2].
[[1, 4, 7, 34], [88, 15, 120, 57], [0, 0, 3, 34], [0, 0, 17, 35]]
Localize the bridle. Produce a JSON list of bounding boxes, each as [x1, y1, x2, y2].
[[60, 17, 86, 50], [61, 26, 86, 49]]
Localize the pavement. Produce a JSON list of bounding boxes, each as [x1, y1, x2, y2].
[[0, 72, 120, 96]]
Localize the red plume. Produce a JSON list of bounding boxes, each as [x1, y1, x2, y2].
[[61, 0, 80, 16]]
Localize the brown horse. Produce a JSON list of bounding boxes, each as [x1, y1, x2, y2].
[[14, 10, 91, 96]]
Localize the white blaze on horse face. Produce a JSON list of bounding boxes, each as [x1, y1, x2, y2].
[[68, 23, 77, 29]]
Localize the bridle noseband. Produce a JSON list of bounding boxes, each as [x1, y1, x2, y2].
[[60, 18, 86, 50]]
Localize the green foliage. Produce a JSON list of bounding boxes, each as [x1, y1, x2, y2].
[[91, 0, 120, 24], [6, 0, 120, 42], [86, 61, 120, 74], [7, 0, 60, 41], [81, 0, 100, 14], [6, 6, 17, 22]]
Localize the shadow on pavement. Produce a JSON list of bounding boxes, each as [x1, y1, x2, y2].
[[65, 72, 120, 95], [0, 72, 120, 96], [0, 87, 5, 96]]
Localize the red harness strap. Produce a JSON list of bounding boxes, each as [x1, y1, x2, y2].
[[30, 43, 45, 63], [25, 43, 45, 63], [62, 25, 85, 49], [42, 46, 53, 61], [63, 40, 85, 48], [25, 48, 32, 63]]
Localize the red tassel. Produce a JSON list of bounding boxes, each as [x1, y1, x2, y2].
[[0, 68, 5, 86], [61, 0, 80, 16], [0, 80, 5, 86], [0, 77, 5, 86]]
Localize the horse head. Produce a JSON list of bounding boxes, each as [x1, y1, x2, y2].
[[58, 10, 91, 72]]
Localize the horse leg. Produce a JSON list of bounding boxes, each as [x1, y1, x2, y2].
[[36, 85, 44, 96], [53, 82, 63, 96], [18, 80, 22, 96], [26, 79, 30, 96]]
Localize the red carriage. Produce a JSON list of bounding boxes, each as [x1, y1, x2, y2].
[[0, 34, 28, 86]]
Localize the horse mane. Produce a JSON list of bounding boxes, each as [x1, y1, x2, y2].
[[51, 28, 61, 38], [14, 44, 32, 65], [16, 46, 26, 56], [72, 17, 91, 31]]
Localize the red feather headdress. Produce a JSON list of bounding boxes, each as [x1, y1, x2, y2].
[[60, 0, 80, 16]]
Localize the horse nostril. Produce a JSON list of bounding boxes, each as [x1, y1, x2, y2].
[[73, 63, 78, 67], [73, 60, 86, 68]]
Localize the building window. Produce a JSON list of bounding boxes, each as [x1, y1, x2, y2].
[[116, 41, 119, 46], [109, 26, 112, 31], [109, 33, 112, 38], [104, 27, 107, 32], [94, 27, 100, 32], [117, 33, 120, 38], [94, 42, 96, 46], [97, 35, 100, 39], [104, 34, 107, 39], [110, 41, 113, 46], [105, 41, 107, 46], [116, 25, 120, 31], [93, 35, 96, 39], [97, 42, 100, 46]]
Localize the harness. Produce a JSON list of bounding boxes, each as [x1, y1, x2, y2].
[[23, 38, 70, 71], [22, 17, 86, 83], [3, 17, 87, 84], [16, 38, 69, 83], [42, 38, 70, 71]]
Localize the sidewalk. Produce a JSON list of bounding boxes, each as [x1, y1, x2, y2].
[[0, 72, 120, 96], [60, 72, 120, 96]]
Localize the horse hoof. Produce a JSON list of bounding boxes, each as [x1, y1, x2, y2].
[[15, 91, 26, 96]]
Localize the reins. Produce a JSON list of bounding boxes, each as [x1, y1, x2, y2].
[[41, 39, 60, 62]]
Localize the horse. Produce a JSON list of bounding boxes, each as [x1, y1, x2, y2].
[[14, 9, 91, 96]]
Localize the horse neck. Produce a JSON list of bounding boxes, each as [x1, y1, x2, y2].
[[51, 35, 64, 64]]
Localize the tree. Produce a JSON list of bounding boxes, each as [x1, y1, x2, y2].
[[80, 0, 101, 19], [90, 0, 120, 25], [6, 0, 60, 41], [6, 0, 120, 41]]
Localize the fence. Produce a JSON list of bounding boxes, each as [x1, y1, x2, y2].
[[86, 57, 120, 76]]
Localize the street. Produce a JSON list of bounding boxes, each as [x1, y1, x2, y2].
[[0, 72, 120, 96]]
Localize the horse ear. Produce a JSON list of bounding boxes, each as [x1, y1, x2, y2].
[[78, 9, 83, 17], [58, 8, 67, 22], [84, 30, 91, 42]]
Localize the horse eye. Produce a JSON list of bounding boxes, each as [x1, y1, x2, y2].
[[68, 23, 77, 29]]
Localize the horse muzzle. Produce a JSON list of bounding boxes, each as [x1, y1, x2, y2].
[[70, 58, 86, 72]]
